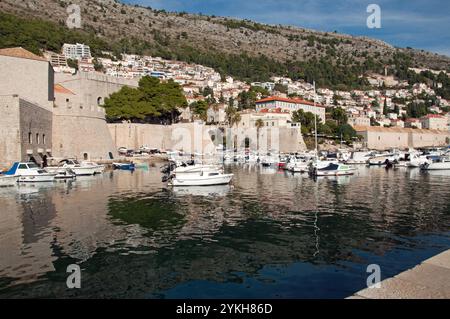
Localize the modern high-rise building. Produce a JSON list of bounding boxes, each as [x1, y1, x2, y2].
[[62, 43, 92, 60]]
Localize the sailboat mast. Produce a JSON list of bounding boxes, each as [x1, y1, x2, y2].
[[313, 81, 318, 158]]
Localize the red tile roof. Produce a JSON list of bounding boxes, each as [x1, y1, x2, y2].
[[256, 96, 325, 108], [54, 84, 75, 95], [0, 47, 47, 62]]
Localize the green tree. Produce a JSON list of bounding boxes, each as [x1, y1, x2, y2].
[[190, 100, 209, 121], [292, 109, 320, 135], [337, 124, 357, 143], [274, 83, 288, 94], [329, 107, 348, 125], [225, 105, 241, 127], [103, 76, 187, 123]]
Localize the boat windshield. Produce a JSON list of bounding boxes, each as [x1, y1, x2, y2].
[[321, 164, 339, 171], [27, 163, 39, 169]]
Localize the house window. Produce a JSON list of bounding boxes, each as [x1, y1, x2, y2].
[[36, 133, 40, 144], [43, 134, 46, 145], [28, 132, 32, 144]]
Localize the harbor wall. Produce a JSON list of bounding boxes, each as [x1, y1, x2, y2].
[[355, 126, 450, 150], [52, 103, 117, 161], [108, 123, 307, 153], [50, 72, 136, 161]]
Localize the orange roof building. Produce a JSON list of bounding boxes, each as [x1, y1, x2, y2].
[[255, 96, 326, 122]]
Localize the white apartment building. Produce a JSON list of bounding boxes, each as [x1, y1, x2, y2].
[[62, 43, 92, 60]]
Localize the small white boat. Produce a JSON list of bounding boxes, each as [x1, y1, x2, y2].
[[346, 151, 373, 165], [49, 159, 98, 176], [368, 154, 399, 166], [54, 170, 77, 179], [312, 163, 355, 176], [4, 162, 56, 182], [291, 161, 310, 173], [174, 164, 221, 176], [311, 159, 339, 169], [0, 174, 18, 187], [421, 157, 450, 170], [82, 161, 105, 174], [170, 171, 234, 186]]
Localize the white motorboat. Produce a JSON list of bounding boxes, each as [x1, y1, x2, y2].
[[290, 160, 310, 173], [4, 162, 56, 182], [311, 158, 339, 169], [260, 154, 278, 167], [406, 154, 432, 168], [368, 154, 399, 166], [54, 170, 77, 179], [0, 174, 18, 187], [311, 163, 355, 176], [174, 163, 222, 176], [421, 157, 450, 170], [82, 161, 105, 174], [346, 151, 374, 164], [48, 159, 98, 176], [170, 171, 234, 186]]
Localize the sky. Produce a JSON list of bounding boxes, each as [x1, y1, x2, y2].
[[121, 0, 450, 57]]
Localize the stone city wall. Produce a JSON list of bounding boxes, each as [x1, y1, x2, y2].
[[108, 123, 307, 153], [52, 102, 117, 161]]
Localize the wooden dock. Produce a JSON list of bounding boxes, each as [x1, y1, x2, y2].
[[348, 249, 450, 299]]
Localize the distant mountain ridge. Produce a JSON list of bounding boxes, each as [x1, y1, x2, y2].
[[1, 0, 450, 85]]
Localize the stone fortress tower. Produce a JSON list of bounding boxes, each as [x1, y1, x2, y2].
[[52, 72, 138, 161], [0, 47, 135, 168]]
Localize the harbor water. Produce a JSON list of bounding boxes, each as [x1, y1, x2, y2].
[[0, 165, 449, 298]]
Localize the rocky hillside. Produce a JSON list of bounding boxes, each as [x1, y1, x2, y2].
[[1, 0, 450, 84]]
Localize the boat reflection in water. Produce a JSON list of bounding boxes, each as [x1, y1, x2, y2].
[[0, 166, 449, 299], [172, 185, 231, 197]]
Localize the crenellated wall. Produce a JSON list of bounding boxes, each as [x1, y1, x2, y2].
[[55, 72, 139, 108]]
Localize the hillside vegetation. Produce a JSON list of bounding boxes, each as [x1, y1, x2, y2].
[[1, 0, 450, 89]]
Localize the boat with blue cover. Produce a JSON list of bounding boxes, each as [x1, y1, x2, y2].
[[5, 162, 56, 182]]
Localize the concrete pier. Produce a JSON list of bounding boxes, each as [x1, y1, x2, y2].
[[348, 249, 450, 299]]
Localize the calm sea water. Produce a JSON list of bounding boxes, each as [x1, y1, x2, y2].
[[0, 165, 449, 298]]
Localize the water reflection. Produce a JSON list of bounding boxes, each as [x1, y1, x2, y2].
[[0, 166, 449, 298]]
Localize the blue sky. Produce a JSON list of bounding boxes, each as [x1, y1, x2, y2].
[[121, 0, 450, 57]]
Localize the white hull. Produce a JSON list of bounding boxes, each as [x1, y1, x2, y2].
[[407, 158, 431, 168], [315, 170, 354, 176], [0, 175, 18, 186], [291, 163, 309, 172], [171, 174, 233, 186], [422, 162, 450, 170], [70, 167, 97, 176], [17, 174, 55, 182]]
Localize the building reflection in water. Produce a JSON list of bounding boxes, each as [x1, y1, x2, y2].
[[0, 165, 449, 298]]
